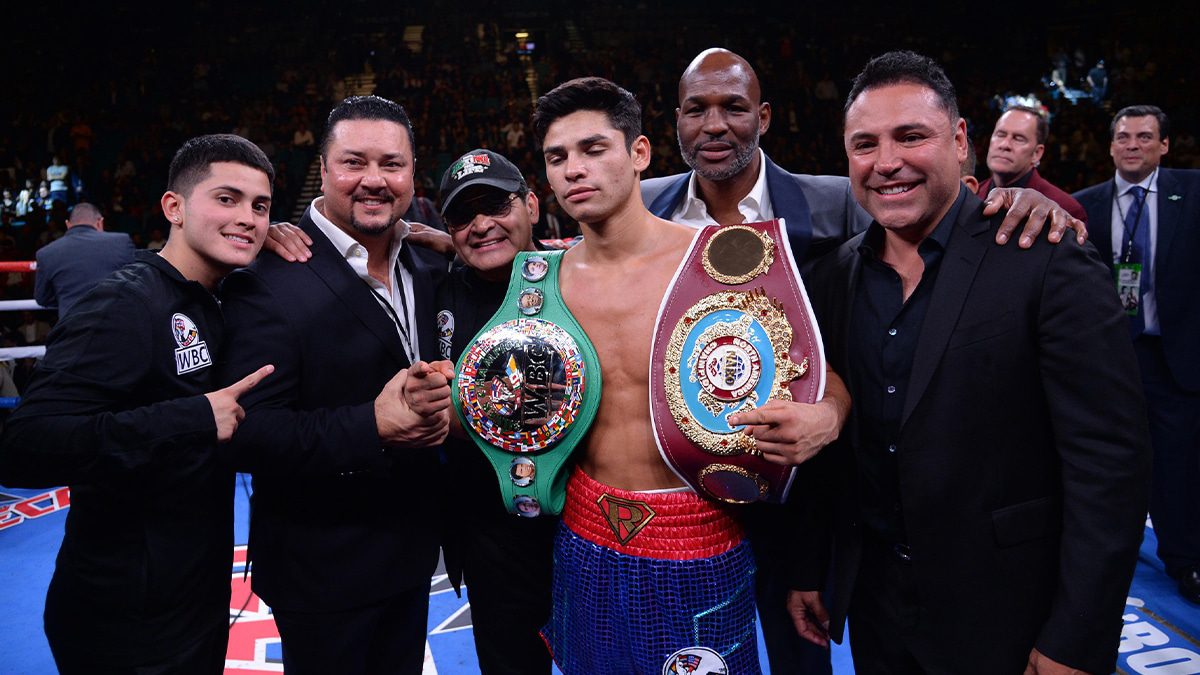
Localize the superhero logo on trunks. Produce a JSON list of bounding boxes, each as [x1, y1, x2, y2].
[[596, 494, 656, 545], [701, 225, 774, 285], [663, 289, 808, 458], [662, 646, 729, 675], [458, 318, 587, 453]]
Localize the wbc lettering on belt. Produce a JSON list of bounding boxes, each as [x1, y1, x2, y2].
[[458, 318, 585, 453], [519, 341, 556, 427]]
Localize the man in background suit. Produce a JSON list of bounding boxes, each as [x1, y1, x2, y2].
[[792, 50, 1149, 674], [34, 202, 135, 319], [1073, 105, 1200, 604], [220, 95, 453, 674], [639, 47, 1092, 674]]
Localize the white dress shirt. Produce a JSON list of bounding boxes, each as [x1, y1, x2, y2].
[[309, 197, 419, 361], [671, 149, 774, 227]]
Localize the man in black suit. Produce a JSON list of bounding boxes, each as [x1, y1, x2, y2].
[[220, 96, 454, 674], [640, 47, 1092, 675], [1073, 105, 1200, 604], [34, 202, 135, 319], [790, 51, 1150, 674]]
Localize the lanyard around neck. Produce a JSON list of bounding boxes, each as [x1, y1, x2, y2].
[[361, 258, 416, 363], [1115, 180, 1149, 264]]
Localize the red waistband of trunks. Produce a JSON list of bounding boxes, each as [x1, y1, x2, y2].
[[562, 466, 743, 561]]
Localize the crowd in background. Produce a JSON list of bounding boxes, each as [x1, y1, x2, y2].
[[0, 1, 1195, 366]]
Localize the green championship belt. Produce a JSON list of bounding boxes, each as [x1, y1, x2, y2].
[[453, 251, 601, 517]]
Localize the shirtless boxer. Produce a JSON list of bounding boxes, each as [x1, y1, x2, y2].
[[531, 76, 849, 675]]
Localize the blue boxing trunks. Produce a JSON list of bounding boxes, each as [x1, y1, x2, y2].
[[541, 467, 760, 675]]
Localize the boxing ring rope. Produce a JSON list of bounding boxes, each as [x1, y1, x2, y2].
[[0, 260, 48, 409]]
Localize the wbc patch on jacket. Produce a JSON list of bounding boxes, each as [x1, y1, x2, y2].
[[437, 310, 454, 360], [172, 313, 211, 375]]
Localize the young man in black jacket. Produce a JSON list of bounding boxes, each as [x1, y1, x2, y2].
[[0, 134, 276, 674]]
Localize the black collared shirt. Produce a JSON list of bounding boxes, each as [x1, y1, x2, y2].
[[849, 189, 965, 545]]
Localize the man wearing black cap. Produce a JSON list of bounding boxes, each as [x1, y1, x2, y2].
[[434, 148, 557, 675]]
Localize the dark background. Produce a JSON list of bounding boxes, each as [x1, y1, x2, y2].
[[2, 1, 1197, 255]]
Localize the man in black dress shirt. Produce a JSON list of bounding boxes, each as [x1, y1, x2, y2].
[[791, 51, 1150, 674]]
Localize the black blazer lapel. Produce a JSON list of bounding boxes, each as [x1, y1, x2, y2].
[[836, 244, 864, 450], [400, 243, 439, 362], [901, 205, 990, 427], [1155, 169, 1185, 273], [299, 213, 412, 367]]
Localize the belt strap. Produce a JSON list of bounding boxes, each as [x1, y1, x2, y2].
[[453, 251, 601, 516]]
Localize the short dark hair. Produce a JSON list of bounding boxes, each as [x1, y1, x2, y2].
[[321, 95, 416, 159], [845, 50, 959, 122], [532, 77, 642, 148], [1110, 105, 1170, 141], [1004, 105, 1049, 145], [167, 134, 274, 197]]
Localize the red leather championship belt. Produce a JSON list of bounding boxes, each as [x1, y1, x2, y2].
[[650, 219, 825, 504]]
